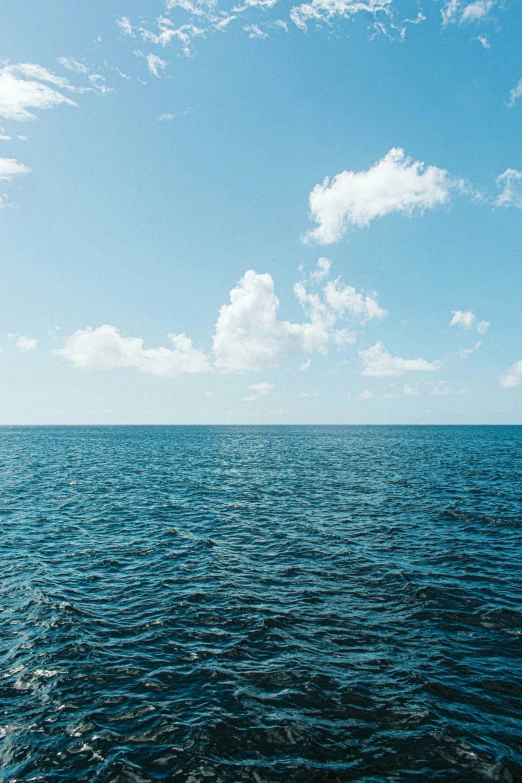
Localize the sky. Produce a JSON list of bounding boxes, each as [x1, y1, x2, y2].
[[0, 0, 521, 424]]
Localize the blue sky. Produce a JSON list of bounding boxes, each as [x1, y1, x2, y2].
[[1, 0, 521, 424]]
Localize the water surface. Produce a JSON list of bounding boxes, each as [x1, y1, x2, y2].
[[1, 426, 521, 782]]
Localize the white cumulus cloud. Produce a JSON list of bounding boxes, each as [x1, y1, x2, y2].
[[500, 360, 522, 389], [323, 279, 387, 322], [213, 270, 327, 371], [57, 262, 384, 378], [213, 261, 385, 371], [54, 324, 211, 377], [359, 341, 441, 376], [306, 148, 455, 244]]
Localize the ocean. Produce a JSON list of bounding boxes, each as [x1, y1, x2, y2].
[[1, 425, 521, 782]]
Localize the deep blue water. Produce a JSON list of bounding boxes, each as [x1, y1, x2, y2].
[[1, 426, 522, 783]]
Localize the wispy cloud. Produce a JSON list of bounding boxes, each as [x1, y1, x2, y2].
[[0, 63, 78, 122], [57, 57, 90, 75], [146, 53, 168, 77], [243, 381, 273, 400], [495, 169, 522, 208], [456, 340, 482, 359], [156, 108, 191, 121], [508, 79, 522, 108]]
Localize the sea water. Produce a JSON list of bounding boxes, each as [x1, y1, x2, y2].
[[1, 425, 521, 781]]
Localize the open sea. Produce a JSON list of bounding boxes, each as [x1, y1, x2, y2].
[[1, 425, 521, 783]]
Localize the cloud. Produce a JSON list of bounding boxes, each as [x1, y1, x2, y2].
[[213, 270, 328, 371], [146, 54, 168, 77], [243, 24, 269, 38], [58, 262, 384, 378], [138, 18, 206, 57], [124, 0, 288, 59], [86, 74, 112, 95], [290, 0, 393, 32], [243, 381, 273, 400], [117, 16, 135, 36], [299, 358, 311, 371], [474, 35, 490, 48], [495, 169, 522, 208], [461, 0, 494, 23], [430, 385, 470, 395], [54, 324, 211, 376], [310, 257, 331, 280], [500, 360, 522, 389], [57, 57, 90, 74], [323, 279, 387, 322], [15, 335, 37, 351], [358, 389, 374, 400], [359, 341, 441, 376], [156, 109, 191, 121], [115, 0, 507, 61], [0, 61, 109, 124], [442, 0, 495, 25], [403, 383, 418, 395], [233, 0, 278, 11], [305, 148, 455, 244], [450, 311, 490, 336], [450, 310, 476, 329], [213, 261, 384, 372], [508, 79, 522, 108], [0, 157, 30, 179], [456, 340, 482, 358], [0, 62, 78, 122]]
